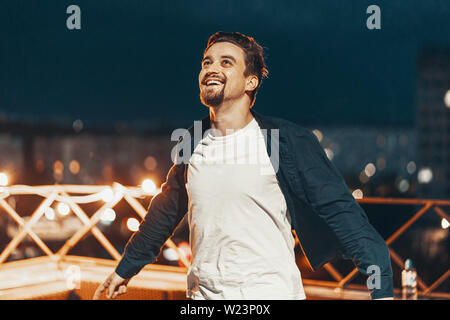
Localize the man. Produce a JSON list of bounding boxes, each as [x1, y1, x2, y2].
[[94, 31, 394, 300]]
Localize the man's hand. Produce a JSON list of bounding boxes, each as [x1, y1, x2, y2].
[[93, 272, 130, 300]]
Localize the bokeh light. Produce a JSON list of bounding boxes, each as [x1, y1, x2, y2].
[[444, 90, 450, 108], [364, 163, 376, 177], [73, 119, 84, 133], [126, 217, 140, 232], [352, 189, 363, 199], [101, 208, 116, 224], [163, 248, 179, 261], [144, 156, 158, 171], [0, 172, 9, 186], [418, 167, 433, 184], [441, 218, 450, 229], [397, 179, 410, 193], [57, 202, 70, 216], [44, 207, 55, 220], [406, 161, 416, 175], [142, 179, 156, 194], [69, 160, 80, 175]]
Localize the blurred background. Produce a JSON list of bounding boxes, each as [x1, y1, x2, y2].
[[0, 0, 449, 299]]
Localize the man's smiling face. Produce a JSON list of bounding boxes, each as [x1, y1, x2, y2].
[[199, 41, 251, 108]]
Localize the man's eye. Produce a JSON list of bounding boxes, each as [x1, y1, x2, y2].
[[203, 61, 210, 66], [222, 60, 231, 65]]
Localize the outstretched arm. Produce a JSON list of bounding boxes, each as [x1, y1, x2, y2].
[[93, 139, 189, 300], [115, 161, 188, 279], [296, 130, 394, 300]]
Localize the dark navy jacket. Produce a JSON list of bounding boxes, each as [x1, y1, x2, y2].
[[116, 109, 394, 299]]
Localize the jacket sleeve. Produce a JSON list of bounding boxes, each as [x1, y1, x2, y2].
[[296, 130, 394, 299], [115, 144, 188, 279]]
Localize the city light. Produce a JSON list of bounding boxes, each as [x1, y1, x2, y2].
[[352, 189, 363, 199], [144, 156, 158, 171], [397, 179, 410, 193], [444, 90, 450, 108], [163, 248, 179, 261], [69, 160, 80, 175], [359, 171, 370, 184], [100, 208, 116, 224], [441, 218, 450, 230], [364, 163, 376, 177], [53, 160, 64, 182], [141, 179, 156, 194], [406, 161, 417, 175], [417, 167, 433, 184], [53, 161, 64, 173], [57, 202, 70, 216], [126, 217, 140, 232], [100, 187, 114, 202], [35, 160, 45, 173], [0, 172, 9, 186], [73, 119, 84, 133], [376, 157, 386, 171], [44, 207, 56, 220]]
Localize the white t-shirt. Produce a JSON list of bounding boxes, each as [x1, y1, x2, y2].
[[185, 117, 306, 300]]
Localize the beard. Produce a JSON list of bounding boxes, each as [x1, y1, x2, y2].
[[200, 84, 225, 107]]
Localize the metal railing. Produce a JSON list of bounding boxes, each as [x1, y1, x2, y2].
[[298, 197, 450, 299], [0, 183, 190, 269], [0, 185, 449, 299]]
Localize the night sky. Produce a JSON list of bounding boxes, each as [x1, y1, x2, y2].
[[1, 0, 450, 128]]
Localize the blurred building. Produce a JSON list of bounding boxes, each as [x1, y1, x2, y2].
[[416, 50, 450, 199], [32, 133, 174, 187], [306, 125, 417, 197], [0, 120, 417, 197], [0, 123, 175, 188]]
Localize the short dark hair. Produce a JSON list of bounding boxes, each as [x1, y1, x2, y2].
[[204, 31, 269, 107]]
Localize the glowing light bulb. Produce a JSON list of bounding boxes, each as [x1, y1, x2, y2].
[[101, 208, 116, 224], [352, 189, 363, 199], [418, 168, 433, 184], [397, 179, 410, 193], [57, 202, 70, 216], [45, 207, 55, 220], [163, 248, 178, 261], [126, 218, 140, 232], [364, 163, 376, 177], [406, 161, 416, 175], [142, 179, 156, 194], [0, 172, 9, 186]]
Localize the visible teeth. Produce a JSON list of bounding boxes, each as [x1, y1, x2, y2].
[[207, 80, 221, 85]]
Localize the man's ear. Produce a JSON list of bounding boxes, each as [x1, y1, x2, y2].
[[245, 75, 259, 92]]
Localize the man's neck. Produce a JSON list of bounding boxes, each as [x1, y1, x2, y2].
[[208, 99, 254, 136]]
